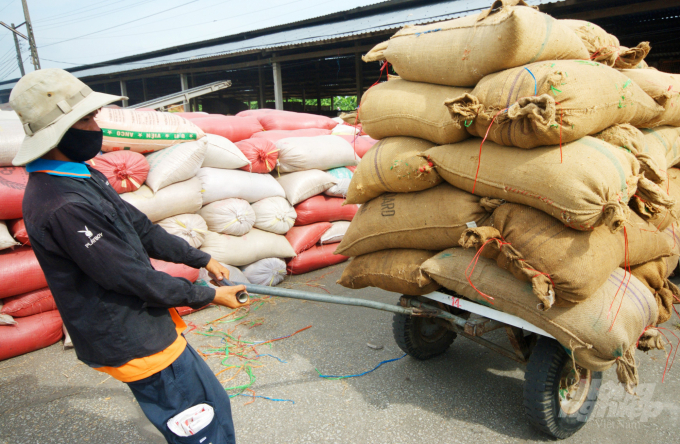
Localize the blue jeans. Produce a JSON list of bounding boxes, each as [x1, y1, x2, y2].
[[127, 343, 236, 444]]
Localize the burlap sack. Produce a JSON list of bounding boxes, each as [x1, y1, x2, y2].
[[621, 69, 680, 127], [363, 0, 588, 87], [560, 19, 650, 69], [630, 259, 679, 325], [345, 137, 438, 205], [358, 78, 471, 144], [460, 203, 672, 309], [596, 124, 667, 185], [640, 126, 680, 168], [420, 248, 659, 390], [446, 60, 664, 148], [335, 183, 499, 257], [337, 249, 440, 295], [424, 136, 664, 232]]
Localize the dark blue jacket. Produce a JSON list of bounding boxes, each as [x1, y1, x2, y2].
[[23, 162, 215, 368]]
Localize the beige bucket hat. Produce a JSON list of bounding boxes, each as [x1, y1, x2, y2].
[[9, 68, 126, 166]]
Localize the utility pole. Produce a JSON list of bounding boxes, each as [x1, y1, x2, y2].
[[21, 0, 40, 70], [11, 23, 25, 76]]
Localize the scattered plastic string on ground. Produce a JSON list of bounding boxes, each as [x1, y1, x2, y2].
[[191, 295, 310, 404], [237, 389, 295, 404], [655, 327, 680, 382], [316, 354, 407, 380]]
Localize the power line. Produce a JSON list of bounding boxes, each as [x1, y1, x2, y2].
[[37, 0, 164, 31], [32, 0, 129, 24], [0, 0, 17, 15], [39, 0, 202, 48]]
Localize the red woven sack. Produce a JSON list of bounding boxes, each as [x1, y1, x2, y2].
[[294, 196, 359, 226], [191, 116, 263, 142], [150, 258, 200, 282], [240, 110, 338, 131], [8, 219, 29, 246], [0, 310, 63, 361], [284, 223, 332, 254], [0, 247, 47, 299], [172, 112, 209, 120], [235, 138, 279, 173], [1, 288, 56, 317], [90, 151, 150, 194], [337, 135, 378, 158], [0, 167, 28, 219], [346, 165, 357, 173], [250, 128, 332, 143], [286, 244, 348, 274]]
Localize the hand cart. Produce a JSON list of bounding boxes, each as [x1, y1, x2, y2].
[[223, 280, 602, 440]]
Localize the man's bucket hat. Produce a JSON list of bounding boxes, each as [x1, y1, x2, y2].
[[9, 68, 126, 166]]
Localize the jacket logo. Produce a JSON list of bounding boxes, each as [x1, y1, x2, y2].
[[78, 226, 93, 238], [79, 226, 103, 248]]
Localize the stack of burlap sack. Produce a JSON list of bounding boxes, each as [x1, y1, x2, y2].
[[336, 0, 679, 392]]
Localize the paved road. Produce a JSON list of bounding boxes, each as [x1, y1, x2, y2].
[[1, 263, 678, 443]]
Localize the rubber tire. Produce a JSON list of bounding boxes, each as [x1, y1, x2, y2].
[[392, 311, 456, 360], [523, 337, 602, 439]]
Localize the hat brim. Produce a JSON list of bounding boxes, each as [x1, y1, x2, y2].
[[12, 91, 127, 166]]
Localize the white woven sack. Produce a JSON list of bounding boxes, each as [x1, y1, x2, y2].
[[120, 177, 203, 222], [220, 263, 250, 284], [251, 197, 297, 234], [319, 221, 351, 245], [202, 134, 250, 169], [199, 198, 255, 236], [156, 213, 208, 249], [145, 138, 207, 192], [200, 230, 296, 266], [276, 169, 337, 205], [197, 168, 286, 204], [275, 136, 359, 173], [331, 125, 360, 136], [0, 220, 19, 250], [0, 112, 24, 166], [240, 258, 287, 286]]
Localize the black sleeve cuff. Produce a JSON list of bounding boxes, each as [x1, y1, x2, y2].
[[189, 285, 216, 309], [185, 249, 212, 270]]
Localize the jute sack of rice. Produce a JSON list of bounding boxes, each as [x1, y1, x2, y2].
[[446, 60, 663, 149], [420, 248, 660, 392], [335, 183, 500, 257], [596, 124, 667, 185], [621, 70, 680, 127], [640, 126, 680, 168], [459, 203, 671, 309], [358, 78, 471, 144], [630, 258, 679, 325], [337, 249, 440, 295], [424, 136, 674, 232], [560, 19, 650, 69], [363, 0, 588, 87], [345, 137, 438, 205]]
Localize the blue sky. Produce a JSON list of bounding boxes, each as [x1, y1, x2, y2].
[[0, 0, 382, 81]]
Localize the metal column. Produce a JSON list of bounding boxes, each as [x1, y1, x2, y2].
[[180, 73, 190, 111], [355, 52, 364, 105], [272, 62, 283, 110], [258, 64, 265, 109], [142, 78, 148, 102], [315, 61, 321, 112], [119, 80, 129, 107]]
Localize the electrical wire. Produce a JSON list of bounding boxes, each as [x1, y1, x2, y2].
[[37, 0, 164, 31], [39, 0, 203, 49], [0, 0, 17, 15], [32, 0, 133, 24]]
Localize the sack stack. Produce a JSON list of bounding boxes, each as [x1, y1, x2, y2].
[[337, 0, 673, 390]]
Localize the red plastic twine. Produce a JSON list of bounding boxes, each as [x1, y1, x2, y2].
[[465, 239, 497, 303], [608, 227, 631, 332], [472, 109, 506, 194]]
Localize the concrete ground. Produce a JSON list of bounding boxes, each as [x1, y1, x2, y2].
[[0, 262, 679, 444]]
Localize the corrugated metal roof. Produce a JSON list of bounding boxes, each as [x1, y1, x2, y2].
[[0, 0, 562, 90]]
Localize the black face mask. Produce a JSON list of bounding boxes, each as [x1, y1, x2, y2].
[[57, 128, 103, 162]]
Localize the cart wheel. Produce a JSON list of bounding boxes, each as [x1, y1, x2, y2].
[[392, 309, 455, 360], [523, 337, 602, 439]]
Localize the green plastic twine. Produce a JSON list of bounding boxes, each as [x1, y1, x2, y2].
[[464, 119, 473, 128]]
